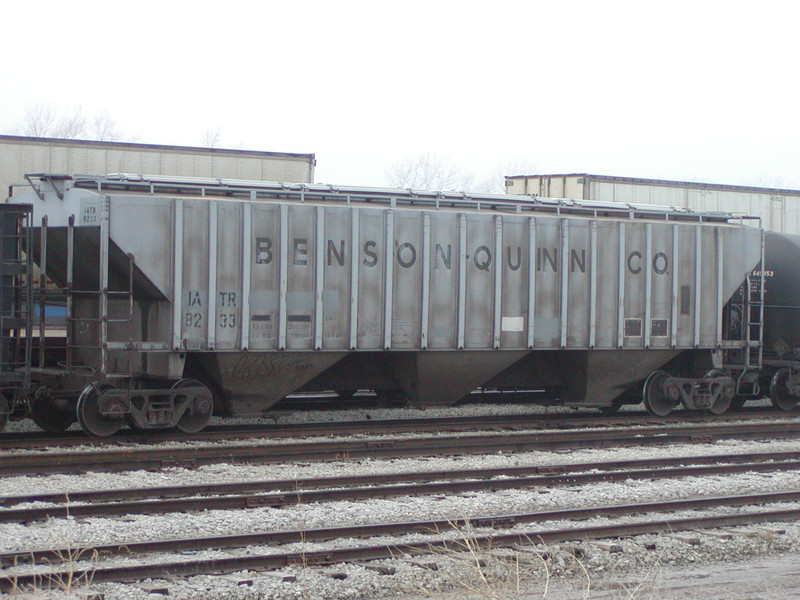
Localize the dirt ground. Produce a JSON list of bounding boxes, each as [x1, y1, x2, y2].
[[533, 552, 800, 599]]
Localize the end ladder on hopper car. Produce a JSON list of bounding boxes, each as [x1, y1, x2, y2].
[[26, 206, 137, 433], [31, 195, 213, 437], [0, 205, 33, 431]]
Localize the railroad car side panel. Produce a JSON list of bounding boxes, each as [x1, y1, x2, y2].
[[622, 224, 645, 349], [321, 207, 351, 350], [533, 218, 560, 348], [180, 200, 210, 350], [675, 225, 697, 348], [565, 220, 590, 348], [499, 216, 529, 349], [428, 212, 458, 349], [465, 214, 494, 349], [699, 230, 719, 348], [286, 205, 315, 350], [214, 201, 243, 350], [356, 209, 386, 349], [594, 221, 621, 349], [249, 203, 280, 350], [649, 224, 672, 349], [392, 211, 423, 348]]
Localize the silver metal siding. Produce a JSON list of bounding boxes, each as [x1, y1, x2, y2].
[[356, 209, 385, 349], [165, 204, 752, 354], [24, 184, 763, 363], [285, 206, 315, 350], [623, 224, 645, 348], [321, 207, 351, 350], [180, 200, 210, 349], [428, 212, 458, 349], [498, 217, 528, 349], [214, 201, 242, 349], [392, 211, 423, 348], [249, 203, 280, 349], [594, 222, 619, 348], [649, 224, 672, 348], [464, 214, 494, 349], [699, 229, 718, 347], [566, 220, 590, 348], [533, 218, 560, 348]]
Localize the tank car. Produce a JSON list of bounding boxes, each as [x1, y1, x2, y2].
[[756, 231, 800, 409], [1, 174, 767, 435]]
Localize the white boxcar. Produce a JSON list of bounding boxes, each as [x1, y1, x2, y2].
[[506, 174, 800, 234], [1, 135, 316, 201], [18, 174, 762, 435]]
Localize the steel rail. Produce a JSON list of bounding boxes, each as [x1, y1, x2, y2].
[[0, 412, 625, 449], [3, 453, 800, 523], [0, 408, 790, 450], [3, 421, 800, 477], [3, 490, 800, 588], [3, 448, 799, 508]]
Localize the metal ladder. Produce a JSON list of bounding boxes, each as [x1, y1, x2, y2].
[[731, 271, 765, 397], [37, 210, 135, 379], [58, 216, 134, 379], [744, 272, 765, 369], [0, 206, 33, 407]]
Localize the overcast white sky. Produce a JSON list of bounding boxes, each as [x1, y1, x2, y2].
[[3, 1, 799, 189]]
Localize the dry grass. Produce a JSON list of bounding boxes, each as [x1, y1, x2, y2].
[[1, 543, 99, 597], [1, 496, 99, 598], [413, 520, 595, 600]]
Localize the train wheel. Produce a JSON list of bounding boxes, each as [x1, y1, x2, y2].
[[0, 392, 8, 431], [770, 369, 799, 411], [708, 392, 732, 415], [173, 379, 214, 434], [30, 387, 76, 433], [77, 384, 124, 437], [705, 369, 734, 415], [643, 371, 676, 416]]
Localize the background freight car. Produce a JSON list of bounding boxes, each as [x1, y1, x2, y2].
[[505, 174, 800, 234], [1, 135, 316, 200]]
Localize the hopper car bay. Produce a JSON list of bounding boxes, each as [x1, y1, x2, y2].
[[0, 173, 796, 436]]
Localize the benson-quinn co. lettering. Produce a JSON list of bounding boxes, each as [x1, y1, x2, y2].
[[254, 237, 669, 275]]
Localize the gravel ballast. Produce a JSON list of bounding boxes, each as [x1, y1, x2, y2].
[[3, 404, 800, 599]]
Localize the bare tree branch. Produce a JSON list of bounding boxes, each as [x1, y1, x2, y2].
[[21, 104, 59, 137], [201, 128, 222, 149], [385, 155, 538, 194], [91, 113, 123, 141], [385, 154, 473, 191], [50, 109, 87, 139], [11, 104, 132, 141]]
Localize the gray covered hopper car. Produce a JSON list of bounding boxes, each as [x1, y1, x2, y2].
[[11, 174, 764, 435]]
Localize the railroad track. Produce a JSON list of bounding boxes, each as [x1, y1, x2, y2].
[[2, 449, 800, 522], [2, 489, 799, 590], [0, 407, 790, 450], [3, 419, 800, 477]]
